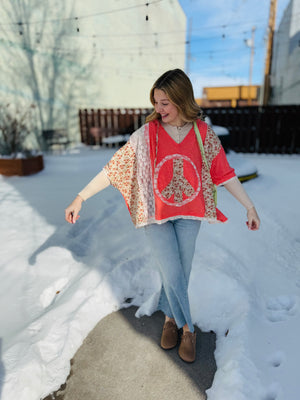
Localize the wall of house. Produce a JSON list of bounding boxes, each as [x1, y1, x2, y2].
[[270, 0, 300, 105], [0, 0, 186, 146]]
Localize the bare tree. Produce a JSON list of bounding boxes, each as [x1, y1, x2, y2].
[[0, 0, 93, 149]]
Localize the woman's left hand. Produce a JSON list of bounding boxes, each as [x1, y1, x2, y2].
[[246, 207, 260, 231]]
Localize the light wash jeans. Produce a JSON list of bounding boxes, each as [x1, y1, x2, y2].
[[143, 219, 201, 332]]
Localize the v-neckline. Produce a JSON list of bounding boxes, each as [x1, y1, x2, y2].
[[160, 123, 194, 145]]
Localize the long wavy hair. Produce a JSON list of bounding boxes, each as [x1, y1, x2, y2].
[[146, 69, 204, 123]]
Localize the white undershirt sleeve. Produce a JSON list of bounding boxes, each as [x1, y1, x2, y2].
[[223, 176, 254, 210], [78, 169, 110, 201]]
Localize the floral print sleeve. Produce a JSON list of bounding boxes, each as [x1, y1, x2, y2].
[[103, 136, 148, 227], [205, 126, 236, 186]]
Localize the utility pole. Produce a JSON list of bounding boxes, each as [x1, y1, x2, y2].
[[247, 26, 256, 105], [262, 0, 277, 105], [186, 17, 192, 75]]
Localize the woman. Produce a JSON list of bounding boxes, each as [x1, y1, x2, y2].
[[65, 69, 260, 363]]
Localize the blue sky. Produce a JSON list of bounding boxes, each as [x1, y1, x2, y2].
[[178, 0, 290, 97]]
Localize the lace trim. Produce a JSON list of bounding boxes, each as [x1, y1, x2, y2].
[[136, 214, 222, 228], [129, 124, 155, 221]]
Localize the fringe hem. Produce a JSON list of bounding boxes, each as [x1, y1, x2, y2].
[[135, 215, 225, 229]]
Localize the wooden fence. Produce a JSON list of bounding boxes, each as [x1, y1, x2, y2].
[[79, 108, 152, 146], [79, 105, 300, 153], [204, 105, 300, 154]]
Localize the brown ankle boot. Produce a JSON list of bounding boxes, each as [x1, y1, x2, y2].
[[160, 321, 178, 349], [178, 331, 196, 362]]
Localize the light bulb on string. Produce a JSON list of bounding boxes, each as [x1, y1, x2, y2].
[[145, 2, 149, 21], [36, 32, 40, 44], [92, 34, 96, 53], [18, 22, 23, 36], [221, 24, 226, 39], [75, 17, 80, 33]]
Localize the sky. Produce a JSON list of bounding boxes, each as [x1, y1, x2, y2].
[[178, 0, 291, 97]]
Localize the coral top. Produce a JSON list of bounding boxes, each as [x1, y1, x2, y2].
[[103, 119, 236, 227], [148, 119, 235, 223]]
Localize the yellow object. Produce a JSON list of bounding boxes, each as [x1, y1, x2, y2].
[[238, 172, 258, 182], [197, 85, 260, 107], [203, 86, 259, 100]]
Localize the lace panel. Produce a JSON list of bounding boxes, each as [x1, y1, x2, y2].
[[129, 124, 155, 221]]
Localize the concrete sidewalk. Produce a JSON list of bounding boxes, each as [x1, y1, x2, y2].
[[44, 306, 216, 400]]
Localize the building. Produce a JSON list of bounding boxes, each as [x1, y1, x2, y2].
[[270, 0, 300, 104], [0, 0, 186, 145], [197, 85, 261, 108]]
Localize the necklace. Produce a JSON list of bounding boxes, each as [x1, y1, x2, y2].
[[177, 123, 187, 130]]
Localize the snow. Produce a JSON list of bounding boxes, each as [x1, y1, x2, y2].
[[0, 146, 299, 400]]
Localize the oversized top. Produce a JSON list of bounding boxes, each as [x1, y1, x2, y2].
[[103, 119, 236, 228]]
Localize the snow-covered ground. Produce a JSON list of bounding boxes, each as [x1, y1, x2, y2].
[[0, 146, 299, 400]]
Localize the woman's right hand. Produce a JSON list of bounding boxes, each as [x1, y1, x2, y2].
[[65, 195, 83, 224]]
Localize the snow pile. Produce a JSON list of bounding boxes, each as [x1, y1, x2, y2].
[[0, 148, 299, 400]]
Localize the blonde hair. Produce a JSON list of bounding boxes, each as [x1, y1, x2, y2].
[[146, 69, 204, 123]]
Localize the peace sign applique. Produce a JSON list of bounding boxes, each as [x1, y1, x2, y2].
[[154, 154, 201, 207]]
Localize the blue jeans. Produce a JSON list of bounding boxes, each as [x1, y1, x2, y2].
[[143, 219, 201, 332]]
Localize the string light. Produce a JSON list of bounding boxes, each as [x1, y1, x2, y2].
[[0, 1, 163, 27], [1, 6, 299, 40], [17, 22, 23, 36], [3, 12, 299, 43], [1, 33, 286, 61], [75, 17, 80, 33]]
